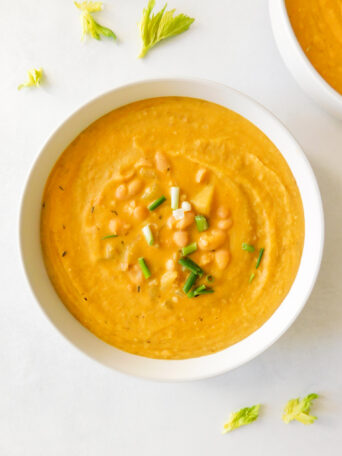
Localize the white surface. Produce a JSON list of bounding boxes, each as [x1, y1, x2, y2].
[[269, 0, 342, 120], [1, 0, 341, 453], [19, 78, 324, 380]]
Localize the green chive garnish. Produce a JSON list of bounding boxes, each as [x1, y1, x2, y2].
[[178, 257, 203, 277], [256, 248, 264, 269], [195, 287, 214, 296], [138, 257, 151, 279], [249, 273, 255, 283], [193, 284, 206, 294], [195, 214, 209, 232], [206, 274, 214, 283], [183, 272, 198, 293], [148, 196, 166, 211], [181, 242, 197, 256], [101, 234, 118, 240], [242, 243, 255, 252], [188, 284, 214, 298]]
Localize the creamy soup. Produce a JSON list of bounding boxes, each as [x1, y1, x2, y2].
[[286, 0, 342, 95], [41, 97, 304, 359]]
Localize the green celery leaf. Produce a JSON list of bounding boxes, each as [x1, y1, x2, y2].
[[282, 393, 318, 424], [139, 0, 194, 58], [222, 404, 260, 433], [18, 68, 43, 90], [74, 1, 117, 41]]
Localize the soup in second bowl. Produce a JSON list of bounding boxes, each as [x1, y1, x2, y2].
[[286, 0, 342, 95]]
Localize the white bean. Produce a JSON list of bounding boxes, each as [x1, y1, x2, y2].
[[165, 259, 176, 271], [133, 206, 148, 221], [198, 229, 226, 251], [128, 265, 143, 285], [175, 212, 194, 229], [115, 184, 128, 200], [128, 178, 144, 196], [155, 152, 170, 173], [215, 249, 230, 269], [173, 231, 189, 247], [217, 218, 233, 230], [199, 252, 214, 266], [217, 206, 230, 219]]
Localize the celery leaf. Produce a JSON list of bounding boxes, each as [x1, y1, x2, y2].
[[222, 404, 260, 433], [139, 0, 194, 58], [74, 1, 117, 41], [282, 393, 318, 424], [18, 68, 43, 90]]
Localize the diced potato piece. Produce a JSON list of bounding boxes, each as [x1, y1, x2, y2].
[[195, 168, 208, 183], [191, 185, 214, 215], [160, 271, 178, 289]]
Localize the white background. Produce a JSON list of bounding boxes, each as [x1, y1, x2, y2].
[[1, 0, 342, 454]]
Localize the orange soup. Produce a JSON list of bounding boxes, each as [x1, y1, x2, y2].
[[41, 97, 304, 359], [286, 0, 342, 95]]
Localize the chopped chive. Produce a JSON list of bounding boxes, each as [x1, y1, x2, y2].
[[181, 242, 197, 256], [242, 243, 255, 252], [256, 248, 264, 269], [249, 273, 255, 283], [178, 257, 203, 277], [193, 284, 206, 294], [101, 234, 118, 240], [142, 224, 154, 246], [206, 274, 214, 283], [171, 186, 180, 210], [183, 272, 198, 293], [138, 257, 151, 279], [195, 214, 209, 232], [195, 288, 214, 296], [148, 195, 166, 211], [188, 284, 214, 298]]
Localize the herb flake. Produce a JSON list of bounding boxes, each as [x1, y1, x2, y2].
[[242, 243, 255, 252], [256, 248, 264, 269], [101, 234, 118, 240]]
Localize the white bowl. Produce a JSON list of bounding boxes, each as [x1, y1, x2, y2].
[[269, 0, 342, 120], [19, 78, 324, 381]]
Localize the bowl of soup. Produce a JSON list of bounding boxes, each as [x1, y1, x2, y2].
[[269, 0, 342, 120], [19, 78, 324, 380]]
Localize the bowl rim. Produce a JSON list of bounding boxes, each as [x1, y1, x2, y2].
[[18, 77, 325, 381], [269, 0, 342, 116]]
